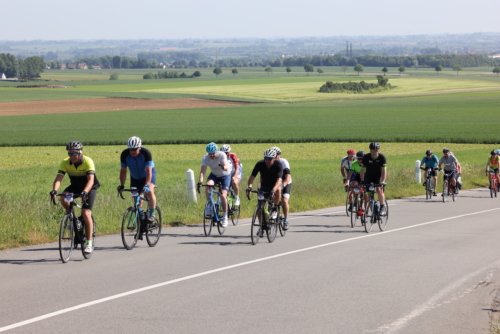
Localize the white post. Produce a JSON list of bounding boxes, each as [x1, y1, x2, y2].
[[415, 160, 421, 184], [186, 169, 197, 203]]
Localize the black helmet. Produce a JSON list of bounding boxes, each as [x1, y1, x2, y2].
[[492, 150, 497, 155], [356, 151, 365, 158], [442, 148, 450, 153], [426, 150, 432, 155], [66, 141, 83, 151], [369, 142, 380, 150]]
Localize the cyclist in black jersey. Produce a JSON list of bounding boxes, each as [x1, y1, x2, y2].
[[360, 142, 387, 216], [50, 141, 99, 254]]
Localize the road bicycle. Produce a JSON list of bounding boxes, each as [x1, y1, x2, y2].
[[362, 183, 388, 233], [345, 181, 351, 217], [420, 166, 437, 200], [227, 185, 240, 226], [199, 183, 226, 236], [348, 185, 364, 228], [441, 171, 457, 203], [119, 187, 162, 250], [247, 190, 281, 245], [52, 193, 96, 263], [487, 170, 499, 198]]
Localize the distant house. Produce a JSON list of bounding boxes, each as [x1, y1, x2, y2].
[[104, 64, 112, 69], [91, 65, 101, 70], [66, 64, 76, 69], [45, 65, 51, 69], [58, 64, 66, 70], [1, 73, 6, 80], [77, 63, 88, 70]]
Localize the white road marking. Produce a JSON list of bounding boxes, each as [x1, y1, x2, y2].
[[1, 207, 499, 332]]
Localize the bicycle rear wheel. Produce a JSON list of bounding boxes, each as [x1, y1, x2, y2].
[[59, 214, 74, 263], [364, 201, 374, 233], [146, 206, 162, 247], [378, 200, 389, 231], [345, 191, 350, 217], [266, 206, 278, 243], [451, 184, 456, 202], [203, 202, 214, 237], [251, 205, 262, 245], [230, 204, 240, 226], [216, 204, 226, 235], [121, 207, 139, 250], [350, 194, 358, 228], [278, 214, 287, 237], [82, 214, 96, 259], [491, 179, 495, 198]]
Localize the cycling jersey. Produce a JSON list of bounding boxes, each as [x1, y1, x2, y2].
[[341, 156, 354, 173], [422, 155, 439, 169], [439, 155, 457, 172], [120, 147, 155, 180], [488, 156, 500, 169], [58, 155, 100, 191], [227, 152, 243, 179], [361, 153, 387, 176], [251, 160, 283, 187], [201, 152, 230, 178], [279, 158, 292, 183], [348, 160, 362, 175]]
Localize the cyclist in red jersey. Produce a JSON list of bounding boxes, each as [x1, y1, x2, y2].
[[220, 144, 242, 205]]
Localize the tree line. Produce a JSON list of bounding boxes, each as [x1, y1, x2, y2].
[[0, 53, 45, 79]]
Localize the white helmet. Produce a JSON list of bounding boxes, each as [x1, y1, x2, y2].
[[220, 144, 231, 153], [271, 146, 281, 155], [127, 136, 142, 149], [264, 147, 278, 158]]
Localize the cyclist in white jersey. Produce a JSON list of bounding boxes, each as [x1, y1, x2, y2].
[[272, 147, 291, 230], [341, 149, 356, 190]]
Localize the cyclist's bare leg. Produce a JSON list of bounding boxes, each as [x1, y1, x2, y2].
[[144, 183, 157, 210], [220, 189, 228, 215], [59, 193, 70, 212], [377, 186, 385, 205], [232, 177, 240, 197], [82, 208, 93, 241], [282, 195, 289, 219], [274, 188, 281, 206], [205, 179, 215, 201]]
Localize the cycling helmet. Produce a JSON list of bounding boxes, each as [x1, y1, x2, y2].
[[127, 136, 142, 149], [492, 150, 497, 155], [264, 147, 278, 158], [356, 151, 365, 158], [347, 149, 356, 155], [369, 142, 380, 150], [442, 148, 450, 153], [220, 144, 231, 153], [66, 141, 83, 151], [206, 142, 218, 154], [273, 147, 282, 155], [426, 150, 433, 155]]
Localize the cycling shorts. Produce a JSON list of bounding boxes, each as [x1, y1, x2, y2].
[[489, 168, 499, 174], [282, 183, 292, 198], [208, 173, 231, 192], [130, 176, 156, 194], [425, 169, 438, 177], [365, 174, 382, 187], [443, 170, 457, 180], [63, 186, 97, 211]]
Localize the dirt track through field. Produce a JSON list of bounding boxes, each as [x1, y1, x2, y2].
[[0, 98, 252, 116]]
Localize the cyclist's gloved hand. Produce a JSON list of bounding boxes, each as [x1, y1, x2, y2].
[[246, 187, 252, 195], [117, 185, 124, 192], [270, 190, 276, 198], [80, 191, 88, 200], [143, 185, 150, 193], [50, 190, 57, 198]]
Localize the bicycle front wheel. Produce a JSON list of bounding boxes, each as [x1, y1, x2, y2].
[[426, 178, 432, 200], [251, 205, 262, 245], [203, 202, 214, 237], [267, 206, 279, 243], [216, 204, 226, 235], [491, 179, 495, 198], [364, 201, 374, 233], [146, 206, 162, 247], [378, 200, 389, 231], [59, 214, 74, 263], [82, 214, 96, 259], [345, 191, 350, 217], [121, 207, 139, 250], [442, 181, 448, 203], [350, 194, 358, 228]]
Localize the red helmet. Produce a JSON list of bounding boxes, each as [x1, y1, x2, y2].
[[347, 149, 356, 155]]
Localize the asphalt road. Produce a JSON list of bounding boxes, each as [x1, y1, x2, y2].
[[1, 187, 500, 333]]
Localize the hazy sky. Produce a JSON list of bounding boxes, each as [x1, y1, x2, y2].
[[2, 0, 499, 40]]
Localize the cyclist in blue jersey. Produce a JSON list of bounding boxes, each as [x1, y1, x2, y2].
[[117, 137, 157, 227], [420, 150, 439, 196]]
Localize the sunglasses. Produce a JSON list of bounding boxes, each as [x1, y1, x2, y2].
[[129, 148, 139, 152], [68, 152, 79, 156], [348, 155, 355, 157], [264, 157, 273, 161]]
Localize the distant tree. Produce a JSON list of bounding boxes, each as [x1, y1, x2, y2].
[[341, 65, 348, 75], [18, 56, 45, 79], [109, 72, 118, 80], [382, 67, 388, 76], [188, 59, 197, 67], [398, 65, 406, 76], [493, 67, 500, 76], [412, 59, 419, 69], [286, 66, 292, 75], [265, 66, 273, 76], [143, 72, 154, 79], [435, 65, 443, 75], [353, 64, 364, 75], [453, 64, 463, 75], [304, 64, 314, 76], [112, 56, 121, 69], [213, 67, 222, 78], [317, 68, 324, 76], [232, 68, 238, 77], [193, 70, 201, 78]]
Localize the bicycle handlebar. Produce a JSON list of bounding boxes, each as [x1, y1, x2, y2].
[[51, 193, 87, 206]]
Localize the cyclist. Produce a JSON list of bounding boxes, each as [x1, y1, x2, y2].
[[220, 144, 242, 206], [450, 151, 463, 189], [360, 142, 387, 216], [485, 150, 500, 187], [341, 149, 357, 190], [346, 151, 365, 213], [50, 141, 100, 254], [273, 147, 291, 230], [420, 150, 439, 196], [197, 142, 230, 228], [118, 136, 157, 229], [438, 148, 458, 194], [246, 148, 283, 234]]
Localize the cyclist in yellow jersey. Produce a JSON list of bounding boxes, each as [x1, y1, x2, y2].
[[486, 150, 500, 186], [50, 141, 100, 254]]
